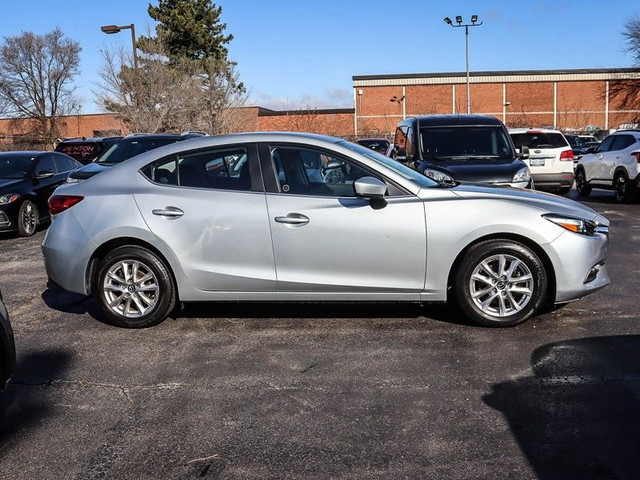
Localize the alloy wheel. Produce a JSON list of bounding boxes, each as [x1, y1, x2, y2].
[[469, 254, 534, 318], [102, 260, 159, 319], [21, 203, 37, 235]]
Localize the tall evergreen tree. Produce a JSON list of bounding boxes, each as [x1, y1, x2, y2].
[[147, 0, 233, 61]]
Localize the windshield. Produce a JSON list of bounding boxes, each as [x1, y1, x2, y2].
[[0, 155, 35, 179], [565, 135, 586, 148], [338, 141, 436, 188], [97, 137, 179, 165], [419, 126, 514, 160]]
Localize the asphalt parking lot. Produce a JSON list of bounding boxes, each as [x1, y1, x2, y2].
[[0, 190, 638, 480]]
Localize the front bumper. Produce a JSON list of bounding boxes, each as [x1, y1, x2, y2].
[[0, 203, 19, 232], [542, 227, 610, 303]]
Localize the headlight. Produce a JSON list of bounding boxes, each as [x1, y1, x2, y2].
[[543, 214, 608, 236], [512, 167, 531, 183], [0, 193, 19, 205], [65, 176, 80, 184], [423, 168, 455, 183]]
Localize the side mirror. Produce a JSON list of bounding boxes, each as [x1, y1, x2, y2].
[[587, 146, 597, 154], [354, 176, 387, 200], [35, 170, 54, 179], [518, 145, 530, 160]]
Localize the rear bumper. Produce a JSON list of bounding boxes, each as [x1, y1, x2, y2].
[[531, 172, 575, 190]]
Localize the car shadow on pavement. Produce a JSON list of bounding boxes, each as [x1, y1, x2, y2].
[[0, 349, 72, 451], [41, 282, 102, 320], [483, 335, 640, 480]]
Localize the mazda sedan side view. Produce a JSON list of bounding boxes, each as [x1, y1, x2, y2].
[[42, 133, 610, 328]]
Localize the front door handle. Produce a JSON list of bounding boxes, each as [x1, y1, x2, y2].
[[152, 206, 184, 218], [274, 213, 309, 225]]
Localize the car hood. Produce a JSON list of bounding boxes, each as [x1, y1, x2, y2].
[[68, 162, 111, 180], [0, 178, 26, 192], [449, 183, 608, 224], [420, 158, 526, 183]]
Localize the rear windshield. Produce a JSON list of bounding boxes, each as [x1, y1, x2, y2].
[[510, 132, 568, 149], [55, 142, 104, 161], [419, 126, 514, 160], [97, 137, 180, 165]]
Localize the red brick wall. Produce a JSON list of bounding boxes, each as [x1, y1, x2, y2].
[[258, 112, 353, 137]]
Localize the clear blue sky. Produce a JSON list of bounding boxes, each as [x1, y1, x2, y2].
[[1, 0, 639, 113]]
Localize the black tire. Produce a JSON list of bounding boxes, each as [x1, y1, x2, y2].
[[575, 168, 591, 197], [17, 200, 39, 237], [454, 240, 547, 327], [95, 246, 175, 328], [614, 171, 636, 204]]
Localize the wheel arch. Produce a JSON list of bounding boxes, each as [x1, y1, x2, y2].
[[85, 237, 179, 298], [446, 233, 556, 304]]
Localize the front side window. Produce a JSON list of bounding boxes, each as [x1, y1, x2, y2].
[[0, 155, 35, 179], [596, 136, 614, 153], [423, 126, 513, 159], [142, 147, 252, 191], [269, 146, 381, 197]]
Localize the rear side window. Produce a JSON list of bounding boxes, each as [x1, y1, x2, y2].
[[610, 134, 637, 151], [510, 132, 568, 149], [53, 153, 79, 173], [141, 147, 253, 191]]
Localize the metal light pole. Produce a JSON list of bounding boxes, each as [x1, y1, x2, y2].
[[444, 15, 483, 115], [101, 23, 138, 70]]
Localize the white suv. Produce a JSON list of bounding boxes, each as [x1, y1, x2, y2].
[[575, 130, 640, 203], [509, 128, 575, 195]]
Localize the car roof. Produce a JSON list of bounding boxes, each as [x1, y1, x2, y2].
[[405, 114, 504, 127], [0, 151, 48, 157], [508, 128, 562, 134], [57, 137, 119, 144]]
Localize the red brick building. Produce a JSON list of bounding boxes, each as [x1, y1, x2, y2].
[[353, 67, 640, 136], [1, 67, 638, 147]]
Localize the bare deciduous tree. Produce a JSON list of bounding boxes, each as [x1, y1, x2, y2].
[[0, 28, 80, 143], [608, 18, 640, 125]]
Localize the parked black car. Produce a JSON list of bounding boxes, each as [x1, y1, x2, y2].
[[0, 151, 82, 236], [564, 134, 590, 163], [392, 115, 532, 188], [54, 136, 122, 165], [66, 132, 207, 183], [0, 288, 16, 390]]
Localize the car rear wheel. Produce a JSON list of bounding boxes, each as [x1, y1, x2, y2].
[[95, 246, 175, 328], [454, 240, 547, 327], [17, 200, 38, 237], [575, 169, 591, 197], [614, 171, 636, 204]]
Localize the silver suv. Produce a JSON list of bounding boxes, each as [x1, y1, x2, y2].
[[575, 130, 640, 203], [509, 128, 575, 195]]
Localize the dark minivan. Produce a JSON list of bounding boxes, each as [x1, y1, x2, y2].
[[393, 115, 532, 188], [54, 137, 122, 165]]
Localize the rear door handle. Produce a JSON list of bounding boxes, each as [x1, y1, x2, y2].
[[152, 206, 184, 218], [274, 213, 309, 225]]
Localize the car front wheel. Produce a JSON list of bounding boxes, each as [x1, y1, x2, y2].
[[95, 246, 176, 328], [454, 240, 547, 327], [17, 200, 38, 237]]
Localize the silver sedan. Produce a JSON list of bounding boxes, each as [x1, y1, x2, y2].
[[42, 132, 610, 328]]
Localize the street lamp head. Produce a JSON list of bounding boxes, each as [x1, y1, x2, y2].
[[101, 25, 121, 34], [471, 14, 478, 23], [456, 15, 463, 24], [444, 16, 452, 25]]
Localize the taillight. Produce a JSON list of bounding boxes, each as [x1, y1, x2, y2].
[[48, 195, 84, 215], [560, 150, 574, 161], [632, 152, 640, 163]]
